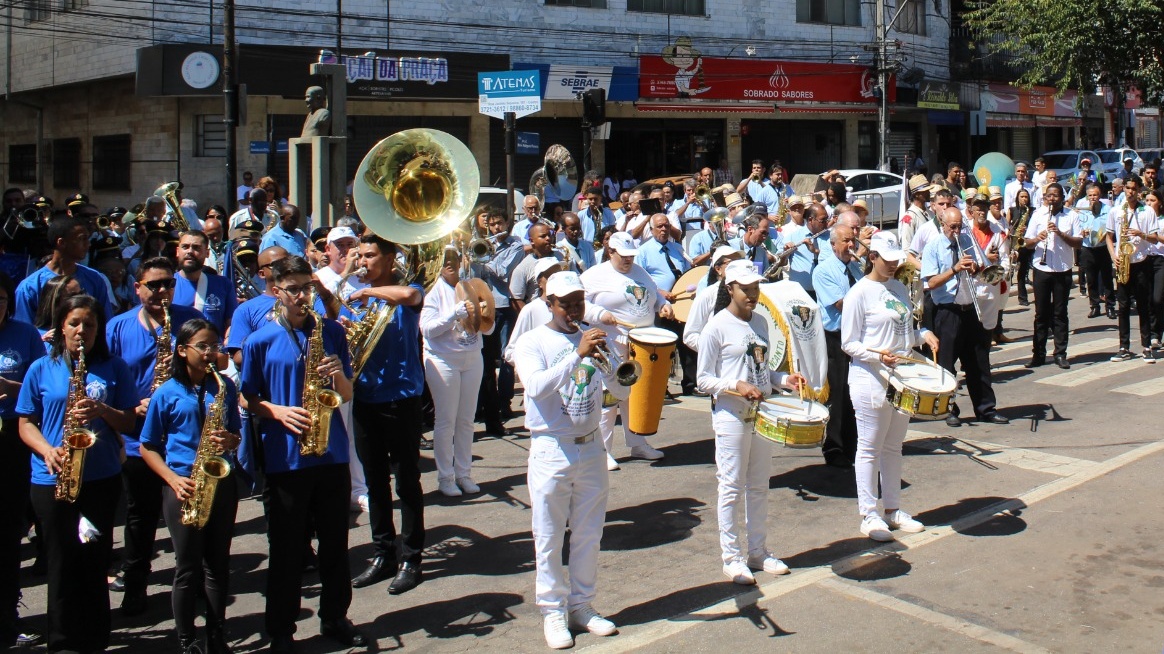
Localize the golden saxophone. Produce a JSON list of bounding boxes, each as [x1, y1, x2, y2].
[[1116, 208, 1134, 285], [300, 292, 343, 456], [150, 300, 173, 393], [181, 364, 233, 528], [55, 341, 98, 503]]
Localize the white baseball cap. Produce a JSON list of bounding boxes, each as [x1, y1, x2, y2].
[[609, 232, 639, 257], [868, 232, 904, 262], [724, 259, 763, 285], [327, 226, 358, 244], [712, 245, 742, 267], [545, 271, 585, 298], [534, 257, 563, 279]]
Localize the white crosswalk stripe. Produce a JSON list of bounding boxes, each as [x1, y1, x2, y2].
[[1111, 376, 1164, 397], [1036, 357, 1150, 388]]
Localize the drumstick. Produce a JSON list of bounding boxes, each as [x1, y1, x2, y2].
[[868, 348, 930, 366], [721, 390, 806, 412], [613, 318, 639, 329]]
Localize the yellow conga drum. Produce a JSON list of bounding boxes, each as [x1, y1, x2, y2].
[[626, 327, 677, 435]]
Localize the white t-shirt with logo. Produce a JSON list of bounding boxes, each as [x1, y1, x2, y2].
[[841, 277, 929, 374], [696, 309, 789, 405], [581, 261, 662, 351]]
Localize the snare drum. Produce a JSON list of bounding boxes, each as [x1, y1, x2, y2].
[[754, 397, 829, 448], [885, 361, 957, 420], [626, 327, 677, 436]]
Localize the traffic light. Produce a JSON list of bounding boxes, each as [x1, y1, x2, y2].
[[582, 88, 606, 126]]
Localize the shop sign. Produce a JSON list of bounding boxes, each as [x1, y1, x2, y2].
[[478, 70, 542, 119], [516, 132, 540, 155], [639, 37, 889, 104], [544, 66, 613, 100], [981, 83, 1078, 117], [917, 80, 960, 110]]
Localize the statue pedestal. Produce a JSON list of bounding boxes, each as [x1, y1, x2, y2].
[[289, 136, 346, 229]]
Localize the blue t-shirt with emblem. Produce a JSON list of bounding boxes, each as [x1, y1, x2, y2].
[[16, 354, 137, 486], [14, 264, 116, 324], [139, 375, 242, 477], [0, 319, 46, 419], [240, 316, 353, 473], [354, 286, 424, 404], [173, 271, 239, 335]]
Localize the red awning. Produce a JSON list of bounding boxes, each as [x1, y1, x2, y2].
[[776, 105, 878, 114], [636, 102, 774, 114]]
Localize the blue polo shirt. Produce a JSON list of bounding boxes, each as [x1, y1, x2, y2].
[[173, 271, 239, 334], [14, 264, 116, 324], [812, 255, 862, 332], [921, 232, 975, 305], [259, 224, 307, 257], [139, 376, 242, 477], [634, 239, 690, 291], [784, 225, 829, 292], [226, 295, 277, 353], [354, 289, 424, 404], [0, 319, 46, 418], [240, 317, 353, 473], [16, 354, 136, 486], [688, 229, 717, 262]]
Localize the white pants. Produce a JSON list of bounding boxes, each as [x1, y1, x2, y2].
[[528, 431, 608, 615], [600, 399, 647, 452], [341, 402, 367, 499], [713, 399, 772, 564], [424, 350, 484, 482], [850, 366, 910, 517]]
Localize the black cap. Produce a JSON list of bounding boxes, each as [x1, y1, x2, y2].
[[310, 226, 330, 246], [106, 206, 128, 220], [66, 192, 89, 208], [143, 219, 170, 236], [90, 234, 121, 255], [33, 196, 52, 208], [238, 219, 263, 234], [234, 238, 260, 257]]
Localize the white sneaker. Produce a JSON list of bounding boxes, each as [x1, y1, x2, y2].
[[722, 560, 756, 585], [884, 509, 925, 533], [606, 453, 620, 471], [629, 444, 664, 460], [568, 604, 617, 636], [860, 514, 894, 542], [543, 612, 574, 649], [437, 479, 462, 497], [456, 477, 480, 494], [746, 552, 790, 575]]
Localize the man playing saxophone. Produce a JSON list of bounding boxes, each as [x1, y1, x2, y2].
[[1105, 176, 1159, 362], [140, 318, 242, 654]]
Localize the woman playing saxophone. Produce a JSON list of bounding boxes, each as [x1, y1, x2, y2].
[[140, 318, 242, 654]]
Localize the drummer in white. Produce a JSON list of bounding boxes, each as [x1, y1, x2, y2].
[[841, 233, 939, 542], [697, 260, 805, 584], [682, 246, 743, 352]]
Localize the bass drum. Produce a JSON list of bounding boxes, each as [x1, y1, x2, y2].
[[749, 291, 790, 373], [626, 327, 677, 436]]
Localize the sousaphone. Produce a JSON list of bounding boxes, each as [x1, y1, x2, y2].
[[529, 144, 578, 206]]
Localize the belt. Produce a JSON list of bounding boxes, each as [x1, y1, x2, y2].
[[559, 429, 597, 445], [939, 302, 975, 312]]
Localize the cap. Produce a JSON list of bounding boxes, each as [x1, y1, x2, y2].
[[988, 186, 1003, 201], [868, 232, 904, 262], [1123, 155, 1136, 162], [907, 174, 937, 196], [65, 193, 89, 208], [851, 198, 869, 214], [1080, 157, 1092, 166], [90, 234, 121, 254], [712, 245, 742, 267], [609, 232, 639, 257], [309, 227, 330, 246], [534, 257, 563, 279], [32, 195, 52, 209], [723, 259, 763, 286], [787, 195, 806, 208], [326, 226, 358, 244], [724, 192, 747, 209], [238, 218, 263, 234], [1075, 198, 1091, 209], [106, 206, 128, 220], [234, 238, 259, 257], [143, 219, 170, 236], [545, 271, 585, 298], [746, 203, 768, 219]]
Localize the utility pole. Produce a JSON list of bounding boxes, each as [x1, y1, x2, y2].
[[223, 0, 238, 208], [875, 0, 889, 172]]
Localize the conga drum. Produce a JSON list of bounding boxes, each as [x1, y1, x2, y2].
[[626, 327, 677, 435]]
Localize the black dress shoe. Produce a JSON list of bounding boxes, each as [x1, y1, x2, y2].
[[1054, 355, 1071, 369], [206, 627, 233, 654], [979, 413, 1010, 425], [484, 422, 510, 436], [945, 414, 962, 428], [387, 562, 422, 595], [109, 573, 126, 592], [1107, 307, 1118, 319], [319, 618, 367, 647], [121, 589, 148, 616], [269, 634, 296, 654], [1018, 299, 1030, 307], [1024, 358, 1045, 369], [1088, 306, 1101, 318], [352, 555, 395, 588]]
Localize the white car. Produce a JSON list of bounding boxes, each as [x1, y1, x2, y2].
[[835, 169, 904, 229], [1096, 148, 1142, 177], [1039, 150, 1102, 180]]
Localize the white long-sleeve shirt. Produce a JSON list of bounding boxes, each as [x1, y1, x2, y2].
[[696, 309, 789, 403], [420, 277, 493, 357], [840, 277, 930, 376], [513, 325, 630, 438], [682, 281, 720, 351], [504, 297, 608, 365]]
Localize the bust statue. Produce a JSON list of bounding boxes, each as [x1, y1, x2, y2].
[[301, 86, 332, 137]]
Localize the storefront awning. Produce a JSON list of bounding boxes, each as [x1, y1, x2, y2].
[[775, 105, 878, 114], [635, 102, 774, 114], [1036, 116, 1083, 127], [986, 113, 1037, 128]]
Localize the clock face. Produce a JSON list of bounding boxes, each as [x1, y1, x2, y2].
[[181, 52, 220, 90]]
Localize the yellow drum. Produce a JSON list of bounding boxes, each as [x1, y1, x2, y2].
[[885, 361, 956, 420], [754, 398, 829, 448], [626, 327, 677, 435]]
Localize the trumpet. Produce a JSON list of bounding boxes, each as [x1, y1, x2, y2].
[[571, 320, 641, 386], [467, 232, 505, 263], [693, 184, 716, 208], [953, 235, 985, 322]]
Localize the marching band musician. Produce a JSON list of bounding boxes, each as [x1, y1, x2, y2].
[[346, 233, 427, 595], [922, 207, 1009, 428], [506, 259, 616, 367], [841, 233, 940, 542], [689, 194, 747, 267], [683, 246, 744, 353], [14, 215, 116, 324], [174, 230, 238, 335], [811, 223, 863, 467], [258, 203, 308, 258], [139, 319, 242, 654], [1106, 176, 1158, 363], [421, 246, 493, 498], [899, 175, 939, 262], [634, 214, 698, 396], [581, 232, 672, 468], [240, 255, 366, 652], [1009, 188, 1036, 307], [1147, 189, 1164, 351], [1077, 187, 1115, 319], [513, 196, 545, 246], [225, 246, 288, 368], [18, 295, 137, 653], [556, 213, 597, 273], [473, 207, 524, 436], [732, 208, 778, 276], [512, 271, 630, 650], [579, 188, 617, 244], [1023, 183, 1083, 369], [510, 223, 565, 313], [781, 203, 830, 297], [697, 260, 806, 585], [106, 257, 205, 614]]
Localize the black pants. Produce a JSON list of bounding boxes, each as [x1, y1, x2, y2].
[[1016, 249, 1033, 302], [934, 304, 997, 417], [353, 396, 425, 565], [1080, 246, 1115, 310], [1031, 269, 1072, 358], [120, 454, 163, 592], [821, 330, 857, 463], [478, 306, 516, 423], [264, 464, 352, 639], [656, 316, 697, 394], [1116, 260, 1153, 350], [31, 475, 121, 653], [160, 473, 239, 642], [1149, 255, 1164, 341], [0, 418, 30, 631]]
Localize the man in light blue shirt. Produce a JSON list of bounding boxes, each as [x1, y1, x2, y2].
[[811, 222, 862, 466], [259, 203, 308, 257], [512, 196, 546, 245], [557, 213, 597, 272], [736, 159, 767, 203], [784, 203, 830, 297], [472, 207, 526, 432], [634, 213, 698, 395], [577, 188, 616, 245]]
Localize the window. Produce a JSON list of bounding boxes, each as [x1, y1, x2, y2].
[[52, 138, 81, 190], [63, 0, 88, 9], [796, 0, 861, 26], [92, 134, 132, 191], [628, 0, 705, 16], [8, 145, 37, 184], [196, 115, 227, 157], [545, 0, 606, 6], [25, 0, 50, 23], [893, 0, 926, 35]]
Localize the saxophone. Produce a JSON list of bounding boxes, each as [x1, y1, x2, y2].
[[150, 300, 173, 393], [181, 364, 233, 528], [1116, 207, 1134, 285], [1007, 206, 1031, 284], [55, 342, 98, 503], [299, 292, 342, 456]]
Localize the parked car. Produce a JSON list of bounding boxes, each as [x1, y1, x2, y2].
[[835, 169, 904, 229], [1138, 149, 1162, 167], [1096, 148, 1143, 177], [1039, 150, 1102, 179]]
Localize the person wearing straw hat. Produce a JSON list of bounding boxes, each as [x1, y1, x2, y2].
[[898, 174, 939, 257], [697, 259, 806, 584]]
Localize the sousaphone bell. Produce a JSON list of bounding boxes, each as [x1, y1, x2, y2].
[[528, 144, 578, 206]]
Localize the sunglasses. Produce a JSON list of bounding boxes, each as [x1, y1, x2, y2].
[[143, 279, 176, 292]]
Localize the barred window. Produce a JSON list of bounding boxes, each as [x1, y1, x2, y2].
[[52, 138, 82, 190], [196, 115, 227, 158], [796, 0, 862, 26], [25, 0, 50, 23], [894, 0, 926, 35], [628, 0, 705, 16], [93, 135, 132, 191], [8, 145, 37, 185]]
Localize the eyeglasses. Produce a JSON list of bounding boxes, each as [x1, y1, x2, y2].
[[276, 285, 312, 297], [143, 279, 176, 292], [187, 343, 221, 354]]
